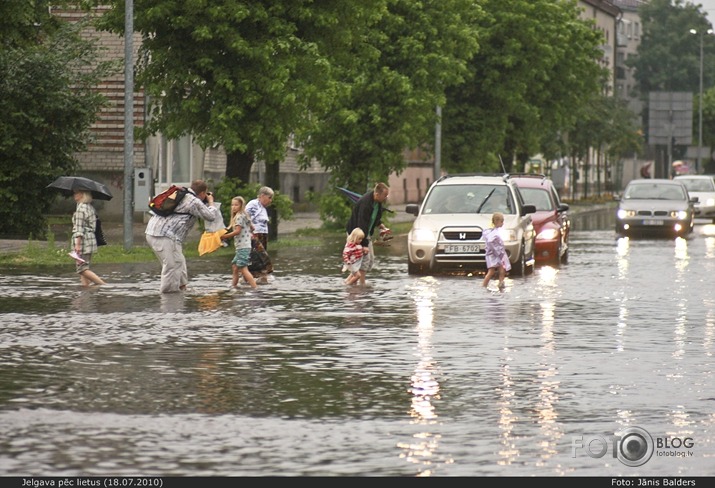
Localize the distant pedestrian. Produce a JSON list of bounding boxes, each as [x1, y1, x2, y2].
[[342, 227, 367, 285], [246, 186, 275, 279], [145, 179, 219, 293], [345, 182, 390, 285], [482, 212, 510, 290], [246, 186, 274, 251], [70, 190, 106, 286], [221, 196, 257, 289]]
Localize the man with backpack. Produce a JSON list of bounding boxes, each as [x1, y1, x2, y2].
[[145, 179, 220, 293]]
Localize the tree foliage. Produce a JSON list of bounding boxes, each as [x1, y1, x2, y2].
[[629, 0, 714, 157], [97, 0, 387, 183], [0, 18, 116, 238], [298, 0, 481, 191], [441, 0, 605, 173], [630, 0, 710, 97], [0, 0, 63, 49], [97, 0, 479, 193]]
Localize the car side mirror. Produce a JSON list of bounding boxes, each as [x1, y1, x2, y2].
[[690, 196, 699, 203], [406, 204, 420, 216], [521, 204, 536, 215], [558, 203, 570, 212]]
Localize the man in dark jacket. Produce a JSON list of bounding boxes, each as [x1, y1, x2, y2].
[[344, 182, 390, 285]]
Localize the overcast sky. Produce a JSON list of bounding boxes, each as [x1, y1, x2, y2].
[[696, 0, 715, 21]]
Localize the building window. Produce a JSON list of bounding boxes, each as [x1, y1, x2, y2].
[[151, 134, 194, 188]]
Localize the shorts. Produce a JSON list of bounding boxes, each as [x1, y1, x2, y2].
[[75, 253, 92, 273], [359, 240, 374, 272], [231, 247, 251, 267], [342, 258, 363, 274]]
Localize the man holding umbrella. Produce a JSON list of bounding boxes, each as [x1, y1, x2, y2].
[[145, 179, 220, 293]]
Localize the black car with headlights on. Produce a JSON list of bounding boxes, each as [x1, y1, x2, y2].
[[615, 179, 696, 238]]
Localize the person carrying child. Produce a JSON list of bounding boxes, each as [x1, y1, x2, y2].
[[482, 212, 511, 290], [221, 196, 257, 289], [342, 228, 367, 285]]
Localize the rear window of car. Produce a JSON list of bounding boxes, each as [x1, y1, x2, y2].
[[519, 187, 555, 211], [423, 184, 515, 214], [676, 178, 715, 192]]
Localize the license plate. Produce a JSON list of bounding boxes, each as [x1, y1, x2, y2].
[[444, 244, 483, 253], [642, 219, 664, 225]]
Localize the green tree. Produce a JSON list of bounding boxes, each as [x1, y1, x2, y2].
[[97, 0, 386, 185], [629, 0, 710, 97], [298, 0, 480, 191], [97, 0, 478, 194], [628, 0, 711, 159], [0, 19, 116, 238], [0, 0, 62, 49], [441, 0, 605, 173], [569, 94, 642, 196]]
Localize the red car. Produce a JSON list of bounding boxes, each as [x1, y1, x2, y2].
[[511, 174, 571, 265]]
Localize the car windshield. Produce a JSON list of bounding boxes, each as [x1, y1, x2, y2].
[[519, 187, 554, 211], [624, 183, 687, 200], [677, 178, 715, 192], [422, 184, 515, 214]]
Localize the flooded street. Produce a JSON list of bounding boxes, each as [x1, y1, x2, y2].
[[1, 212, 715, 477]]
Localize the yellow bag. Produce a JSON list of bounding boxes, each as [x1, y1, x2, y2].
[[198, 228, 228, 256]]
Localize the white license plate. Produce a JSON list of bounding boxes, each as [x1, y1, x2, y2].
[[444, 244, 483, 253], [642, 219, 664, 225]]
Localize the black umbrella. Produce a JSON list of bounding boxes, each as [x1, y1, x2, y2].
[[337, 186, 394, 214], [46, 176, 113, 201], [337, 186, 363, 204]]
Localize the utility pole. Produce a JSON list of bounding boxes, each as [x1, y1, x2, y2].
[[690, 27, 713, 174], [123, 0, 134, 249]]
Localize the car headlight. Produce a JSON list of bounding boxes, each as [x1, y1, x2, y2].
[[537, 228, 559, 240], [502, 229, 518, 242], [410, 228, 436, 241], [706, 198, 715, 206], [671, 210, 689, 219], [617, 208, 635, 219]]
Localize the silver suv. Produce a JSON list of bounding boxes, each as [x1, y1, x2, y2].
[[405, 174, 537, 275]]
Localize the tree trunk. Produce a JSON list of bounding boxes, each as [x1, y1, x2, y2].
[[266, 159, 280, 242], [226, 149, 254, 184]]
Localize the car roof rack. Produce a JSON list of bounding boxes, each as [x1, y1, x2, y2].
[[507, 173, 547, 180], [435, 173, 505, 183]]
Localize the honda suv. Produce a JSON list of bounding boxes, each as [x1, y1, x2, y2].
[[405, 174, 537, 276]]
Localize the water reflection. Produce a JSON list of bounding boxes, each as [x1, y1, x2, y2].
[[401, 277, 444, 476], [1, 211, 715, 476]]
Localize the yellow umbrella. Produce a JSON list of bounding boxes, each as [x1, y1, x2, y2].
[[198, 228, 228, 256]]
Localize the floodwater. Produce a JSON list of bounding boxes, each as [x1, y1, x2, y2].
[[1, 211, 714, 477]]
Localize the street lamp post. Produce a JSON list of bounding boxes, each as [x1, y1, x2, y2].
[[690, 28, 713, 174]]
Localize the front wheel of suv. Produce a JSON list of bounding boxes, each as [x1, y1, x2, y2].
[[511, 246, 527, 276]]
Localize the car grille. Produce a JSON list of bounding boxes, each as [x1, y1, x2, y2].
[[434, 227, 487, 270], [636, 210, 669, 216], [442, 230, 483, 240]]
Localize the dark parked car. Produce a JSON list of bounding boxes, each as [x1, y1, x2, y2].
[[615, 179, 696, 238], [511, 174, 571, 265]]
